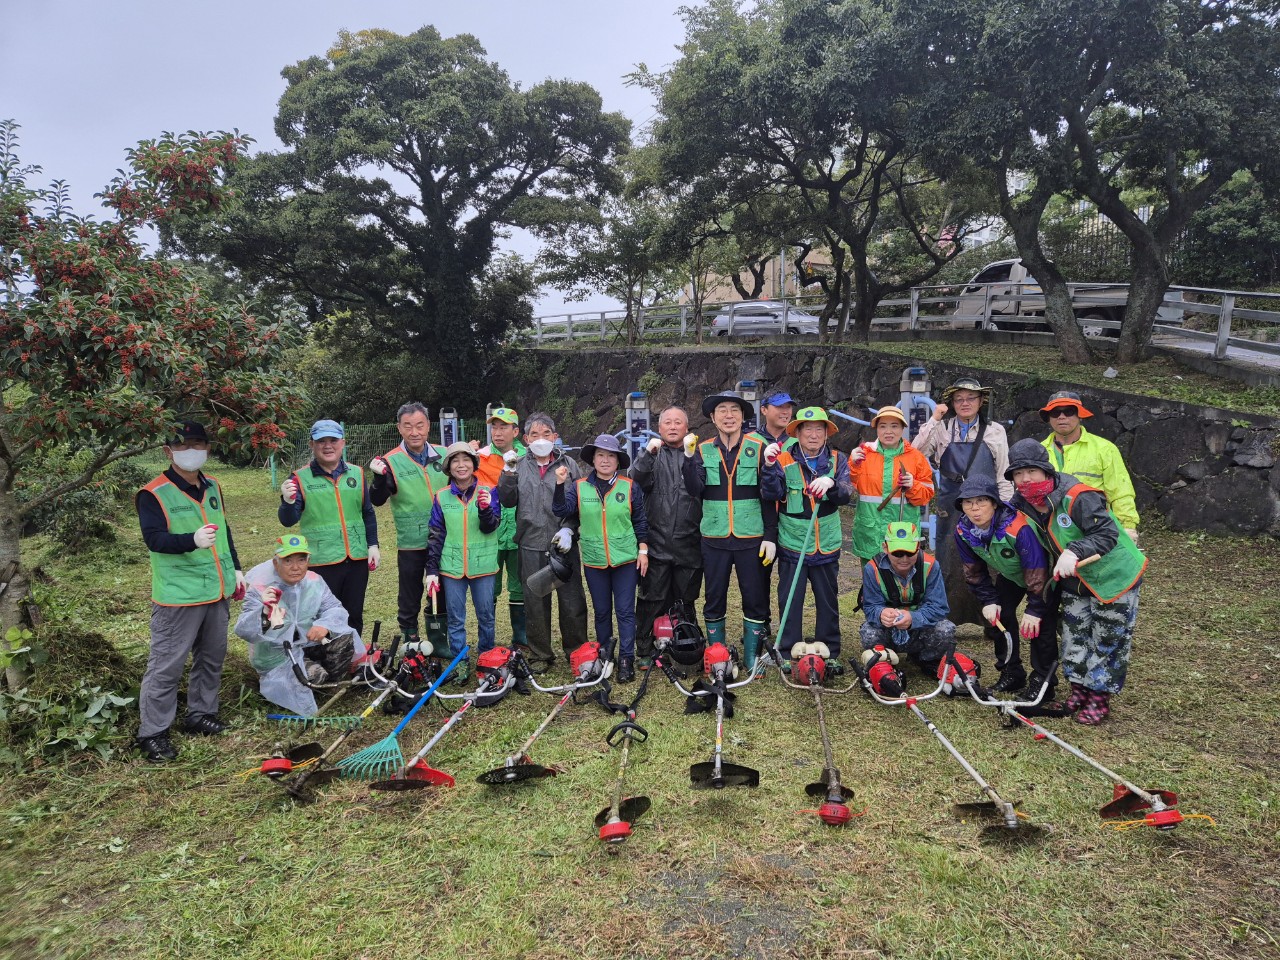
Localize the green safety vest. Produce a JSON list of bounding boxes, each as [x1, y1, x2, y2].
[[296, 464, 368, 566], [385, 446, 449, 551], [966, 512, 1033, 588], [776, 451, 841, 558], [1049, 484, 1147, 602], [577, 476, 638, 568], [699, 436, 765, 539], [494, 440, 525, 551], [437, 485, 500, 579], [142, 473, 234, 606], [872, 554, 937, 611]]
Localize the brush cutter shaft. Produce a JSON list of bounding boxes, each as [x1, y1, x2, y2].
[[403, 674, 505, 770], [289, 682, 399, 793], [711, 695, 726, 780], [812, 686, 838, 776], [604, 718, 639, 823], [511, 689, 574, 760], [388, 647, 469, 735], [907, 701, 1016, 826]]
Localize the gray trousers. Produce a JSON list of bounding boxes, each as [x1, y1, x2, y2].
[[138, 599, 229, 737], [859, 619, 957, 665], [518, 545, 589, 665]]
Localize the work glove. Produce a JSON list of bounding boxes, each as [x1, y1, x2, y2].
[[981, 604, 1001, 627], [807, 476, 835, 498], [425, 574, 440, 597], [232, 570, 247, 601], [898, 469, 915, 489], [552, 527, 573, 553], [646, 437, 662, 455], [502, 450, 520, 473], [759, 541, 776, 566], [368, 457, 389, 476], [1124, 528, 1139, 546], [683, 433, 698, 458], [1053, 549, 1080, 580], [850, 442, 872, 465], [306, 624, 330, 644], [280, 478, 299, 503], [476, 487, 491, 509], [192, 523, 218, 549], [260, 586, 285, 630], [763, 442, 781, 466], [367, 545, 380, 571], [1019, 612, 1041, 639], [476, 444, 491, 456]]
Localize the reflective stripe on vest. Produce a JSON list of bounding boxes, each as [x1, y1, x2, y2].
[[297, 465, 368, 565], [577, 476, 638, 568], [1051, 484, 1147, 602], [144, 474, 232, 605], [437, 486, 499, 578], [776, 452, 841, 557], [385, 446, 449, 551], [699, 437, 764, 538]]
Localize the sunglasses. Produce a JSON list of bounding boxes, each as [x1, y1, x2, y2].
[[889, 549, 918, 558], [1041, 406, 1078, 420]]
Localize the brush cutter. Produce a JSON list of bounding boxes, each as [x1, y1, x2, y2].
[[956, 658, 1189, 832], [477, 643, 612, 786], [856, 647, 1047, 842], [779, 641, 861, 826], [367, 647, 517, 790], [333, 646, 469, 781], [593, 647, 660, 845], [274, 620, 401, 728], [657, 634, 773, 789]]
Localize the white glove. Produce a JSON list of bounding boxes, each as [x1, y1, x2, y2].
[[764, 442, 781, 465], [425, 574, 440, 596], [1019, 613, 1041, 639], [552, 527, 573, 553], [683, 433, 698, 458], [646, 437, 662, 454], [367, 545, 380, 571], [477, 444, 491, 456], [368, 457, 388, 476], [192, 523, 218, 549], [759, 541, 776, 566], [898, 470, 915, 489], [981, 604, 1001, 626], [1053, 549, 1080, 579], [807, 476, 834, 498], [851, 442, 872, 464], [502, 449, 520, 473], [280, 478, 299, 503], [1124, 528, 1139, 546]]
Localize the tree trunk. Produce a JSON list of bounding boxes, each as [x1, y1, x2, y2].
[[0, 481, 30, 690], [1117, 244, 1169, 364]]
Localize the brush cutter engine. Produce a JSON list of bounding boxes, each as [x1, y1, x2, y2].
[[938, 652, 981, 696], [861, 646, 905, 697], [570, 642, 603, 681], [657, 603, 706, 667], [703, 641, 738, 682], [474, 646, 515, 708], [792, 641, 831, 686]]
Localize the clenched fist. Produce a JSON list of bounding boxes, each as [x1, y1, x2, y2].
[[280, 478, 299, 503]]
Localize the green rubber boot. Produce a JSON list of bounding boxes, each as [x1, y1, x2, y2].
[[508, 602, 527, 649], [706, 618, 726, 649], [742, 618, 766, 672]]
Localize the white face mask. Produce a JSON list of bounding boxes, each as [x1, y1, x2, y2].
[[171, 449, 208, 472], [529, 439, 556, 458]]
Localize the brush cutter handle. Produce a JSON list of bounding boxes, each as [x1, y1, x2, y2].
[[606, 720, 648, 747], [388, 645, 470, 737]]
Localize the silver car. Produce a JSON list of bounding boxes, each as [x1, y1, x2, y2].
[[709, 300, 823, 336]]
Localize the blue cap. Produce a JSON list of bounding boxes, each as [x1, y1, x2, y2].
[[310, 419, 344, 440], [762, 392, 795, 408]]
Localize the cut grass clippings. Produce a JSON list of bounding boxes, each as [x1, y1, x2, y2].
[[0, 463, 1278, 960]]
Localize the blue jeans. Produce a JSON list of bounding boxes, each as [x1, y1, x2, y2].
[[441, 574, 497, 659], [583, 562, 638, 659]]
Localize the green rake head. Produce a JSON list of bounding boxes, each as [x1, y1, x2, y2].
[[267, 713, 364, 731], [335, 733, 406, 781]]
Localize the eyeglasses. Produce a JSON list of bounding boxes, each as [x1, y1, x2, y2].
[[1041, 406, 1078, 420], [889, 550, 918, 558]]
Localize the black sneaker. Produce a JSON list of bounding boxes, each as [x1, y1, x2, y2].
[[617, 657, 636, 684], [182, 714, 228, 736], [514, 674, 532, 696], [992, 665, 1028, 694], [526, 660, 552, 676], [137, 732, 178, 762]]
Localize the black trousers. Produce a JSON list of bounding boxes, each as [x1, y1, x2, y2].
[[985, 575, 1059, 684], [701, 542, 770, 624], [313, 558, 370, 638], [395, 548, 446, 636], [776, 558, 841, 655], [636, 558, 703, 657]]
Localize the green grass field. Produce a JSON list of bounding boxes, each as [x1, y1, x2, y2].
[[1, 460, 1278, 960]]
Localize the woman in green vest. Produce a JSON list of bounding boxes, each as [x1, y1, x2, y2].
[[552, 434, 650, 683], [425, 442, 502, 679], [1006, 439, 1146, 726]]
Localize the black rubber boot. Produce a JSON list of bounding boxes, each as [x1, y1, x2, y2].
[[617, 657, 636, 684]]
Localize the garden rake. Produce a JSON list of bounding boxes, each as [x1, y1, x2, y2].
[[271, 621, 400, 730]]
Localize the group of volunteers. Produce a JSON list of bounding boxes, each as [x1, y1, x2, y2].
[[132, 379, 1145, 763]]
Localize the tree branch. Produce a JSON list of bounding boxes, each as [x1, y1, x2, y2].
[[17, 442, 152, 519]]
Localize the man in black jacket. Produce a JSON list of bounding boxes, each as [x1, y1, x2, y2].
[[631, 405, 704, 665]]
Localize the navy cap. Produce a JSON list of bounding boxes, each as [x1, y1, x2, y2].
[[762, 392, 795, 408], [310, 419, 344, 440], [170, 421, 209, 445]]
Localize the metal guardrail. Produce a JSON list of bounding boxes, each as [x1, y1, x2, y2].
[[526, 284, 1280, 361]]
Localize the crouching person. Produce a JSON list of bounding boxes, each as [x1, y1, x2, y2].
[[859, 523, 972, 692], [235, 534, 364, 717]]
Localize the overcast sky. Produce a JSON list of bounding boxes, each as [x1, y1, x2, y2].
[[1, 0, 691, 315]]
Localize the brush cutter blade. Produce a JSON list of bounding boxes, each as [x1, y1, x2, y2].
[[593, 796, 651, 829], [979, 820, 1050, 843], [476, 761, 558, 785], [1099, 785, 1179, 820], [953, 800, 1012, 820], [690, 761, 760, 789], [369, 762, 456, 791], [805, 780, 855, 802]]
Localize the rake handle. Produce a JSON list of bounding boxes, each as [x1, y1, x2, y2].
[[388, 645, 470, 737], [290, 682, 398, 793]]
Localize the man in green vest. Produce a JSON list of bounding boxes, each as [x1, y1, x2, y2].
[[134, 421, 246, 763], [761, 407, 852, 664], [369, 402, 450, 661], [682, 390, 778, 670], [473, 406, 528, 652], [1007, 438, 1146, 725], [280, 419, 379, 638]]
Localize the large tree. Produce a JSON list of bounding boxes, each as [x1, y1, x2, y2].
[[166, 27, 630, 375], [0, 123, 300, 685]]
